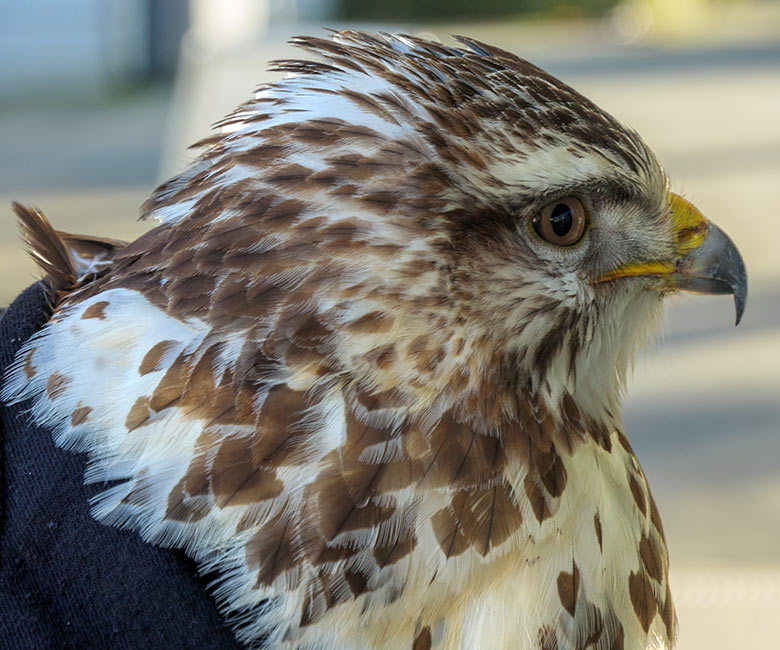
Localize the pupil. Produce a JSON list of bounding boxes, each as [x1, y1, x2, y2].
[[550, 203, 573, 236]]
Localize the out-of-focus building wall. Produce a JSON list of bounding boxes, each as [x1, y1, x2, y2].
[[0, 0, 188, 104]]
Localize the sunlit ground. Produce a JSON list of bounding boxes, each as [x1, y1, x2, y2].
[[1, 4, 778, 648]]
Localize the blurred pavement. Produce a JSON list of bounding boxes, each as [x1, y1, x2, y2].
[[1, 10, 778, 650]]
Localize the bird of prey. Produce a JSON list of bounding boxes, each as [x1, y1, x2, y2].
[[3, 31, 746, 650]]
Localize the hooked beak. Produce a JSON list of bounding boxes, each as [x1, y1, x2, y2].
[[593, 194, 748, 325]]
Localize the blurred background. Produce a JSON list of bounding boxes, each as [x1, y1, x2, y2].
[[1, 0, 778, 647]]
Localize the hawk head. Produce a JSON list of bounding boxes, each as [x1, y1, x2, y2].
[[143, 31, 746, 425], [5, 31, 747, 649]]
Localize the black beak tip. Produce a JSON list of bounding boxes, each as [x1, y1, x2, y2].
[[729, 243, 748, 327], [734, 293, 745, 326]]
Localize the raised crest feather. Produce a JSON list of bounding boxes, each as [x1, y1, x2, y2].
[[13, 202, 77, 294], [12, 201, 125, 296]]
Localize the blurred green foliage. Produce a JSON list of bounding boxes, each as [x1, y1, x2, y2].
[[337, 0, 620, 22]]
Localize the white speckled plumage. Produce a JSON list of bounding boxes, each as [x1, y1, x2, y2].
[[3, 30, 748, 650]]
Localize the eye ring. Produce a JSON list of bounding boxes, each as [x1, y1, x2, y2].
[[532, 197, 588, 247]]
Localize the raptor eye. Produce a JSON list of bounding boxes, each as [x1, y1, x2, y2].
[[533, 198, 587, 247]]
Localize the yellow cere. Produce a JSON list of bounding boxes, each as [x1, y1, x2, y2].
[[669, 193, 708, 255], [593, 193, 709, 284]]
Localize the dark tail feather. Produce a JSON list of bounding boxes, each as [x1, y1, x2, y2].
[[13, 202, 77, 293], [12, 202, 127, 296]]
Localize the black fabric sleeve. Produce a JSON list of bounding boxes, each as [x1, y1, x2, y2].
[[0, 284, 243, 650]]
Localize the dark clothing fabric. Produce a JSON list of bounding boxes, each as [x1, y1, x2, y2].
[[0, 284, 242, 650]]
